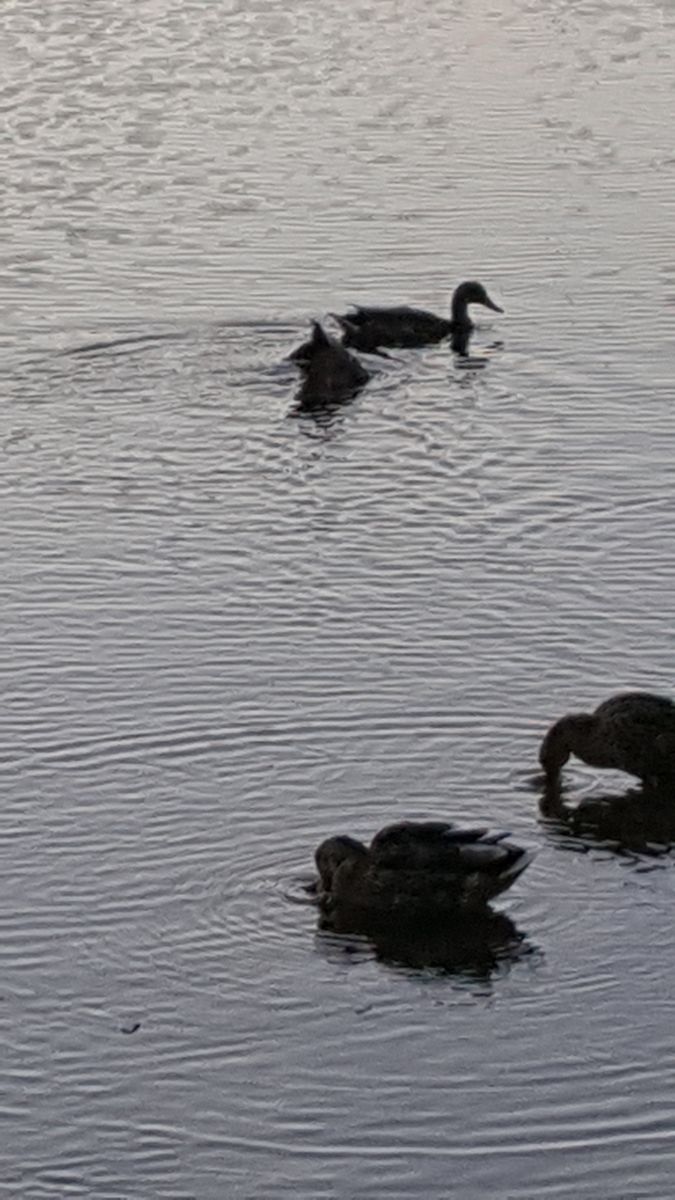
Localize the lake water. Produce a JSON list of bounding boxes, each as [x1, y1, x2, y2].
[[3, 0, 675, 1196]]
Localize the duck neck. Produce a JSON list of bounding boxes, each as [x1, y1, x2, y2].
[[552, 713, 611, 772], [450, 293, 473, 355], [567, 716, 615, 769], [451, 290, 473, 329]]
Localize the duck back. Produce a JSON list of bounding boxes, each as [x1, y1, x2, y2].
[[595, 692, 675, 783], [335, 305, 452, 351]]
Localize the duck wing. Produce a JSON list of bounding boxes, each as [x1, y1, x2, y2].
[[349, 305, 428, 323], [450, 842, 534, 907], [332, 305, 452, 349], [371, 820, 454, 857], [369, 821, 533, 907], [370, 821, 520, 872], [451, 842, 519, 873], [333, 305, 419, 326]]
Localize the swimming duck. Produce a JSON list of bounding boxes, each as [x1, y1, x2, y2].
[[288, 321, 370, 411], [332, 281, 502, 355], [539, 692, 675, 790], [315, 820, 532, 915]]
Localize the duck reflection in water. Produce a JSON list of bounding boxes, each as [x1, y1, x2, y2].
[[310, 820, 534, 977], [317, 904, 532, 981], [539, 780, 675, 858], [288, 321, 370, 424]]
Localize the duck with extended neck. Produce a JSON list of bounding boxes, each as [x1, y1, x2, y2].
[[332, 280, 503, 356], [539, 692, 675, 791]]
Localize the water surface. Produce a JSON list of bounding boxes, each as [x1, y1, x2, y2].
[[3, 0, 675, 1196]]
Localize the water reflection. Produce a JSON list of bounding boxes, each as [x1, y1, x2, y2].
[[290, 382, 361, 432], [63, 331, 183, 356], [539, 781, 675, 856], [6, 0, 675, 1187], [317, 906, 534, 982], [455, 340, 505, 370], [455, 354, 489, 371]]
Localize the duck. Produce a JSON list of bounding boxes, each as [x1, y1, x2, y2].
[[314, 820, 532, 916], [288, 321, 370, 411], [539, 692, 675, 790], [331, 281, 503, 356]]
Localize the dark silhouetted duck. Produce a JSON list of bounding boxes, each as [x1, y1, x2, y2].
[[332, 281, 502, 355], [288, 321, 370, 414], [315, 820, 532, 916], [539, 692, 675, 790]]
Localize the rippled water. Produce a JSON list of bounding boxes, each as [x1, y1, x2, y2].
[[3, 0, 675, 1196]]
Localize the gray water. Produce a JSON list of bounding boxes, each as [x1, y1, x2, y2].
[[3, 0, 675, 1196]]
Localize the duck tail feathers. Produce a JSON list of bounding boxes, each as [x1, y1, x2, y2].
[[501, 846, 535, 880], [310, 321, 331, 347]]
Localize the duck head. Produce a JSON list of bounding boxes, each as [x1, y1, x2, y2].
[[539, 713, 596, 783], [452, 281, 503, 316], [315, 834, 368, 894]]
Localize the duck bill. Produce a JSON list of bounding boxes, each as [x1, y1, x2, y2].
[[483, 295, 503, 313]]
